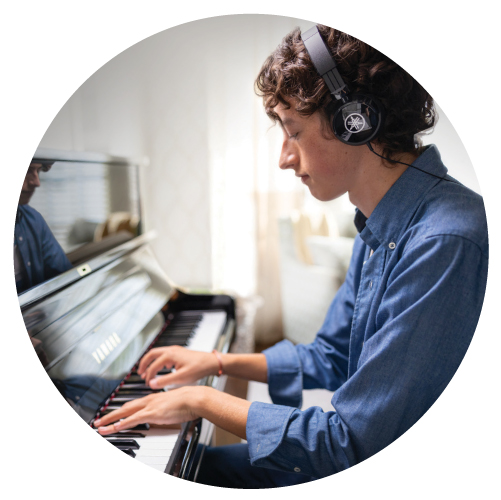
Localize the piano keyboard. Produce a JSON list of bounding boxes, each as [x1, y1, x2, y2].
[[96, 309, 228, 473], [106, 428, 181, 472]]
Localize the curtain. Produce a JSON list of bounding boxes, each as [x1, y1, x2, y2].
[[206, 16, 313, 345]]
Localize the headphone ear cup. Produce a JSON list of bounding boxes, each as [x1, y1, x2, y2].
[[332, 95, 384, 145]]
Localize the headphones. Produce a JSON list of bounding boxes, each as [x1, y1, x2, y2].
[[300, 26, 453, 182], [301, 25, 384, 146]]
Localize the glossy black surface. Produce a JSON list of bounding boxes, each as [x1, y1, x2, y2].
[[22, 241, 175, 423]]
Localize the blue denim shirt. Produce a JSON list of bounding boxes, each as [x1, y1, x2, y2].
[[246, 145, 488, 478], [14, 205, 72, 293]]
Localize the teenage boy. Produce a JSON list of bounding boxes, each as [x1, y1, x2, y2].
[[95, 25, 488, 488]]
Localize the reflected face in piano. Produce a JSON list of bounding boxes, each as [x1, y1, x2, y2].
[[19, 162, 53, 205]]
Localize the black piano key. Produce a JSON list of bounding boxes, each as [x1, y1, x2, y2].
[[158, 334, 193, 340], [104, 404, 125, 411], [116, 392, 147, 399], [99, 432, 146, 438], [100, 404, 142, 415], [120, 382, 151, 389], [117, 385, 154, 391], [161, 323, 200, 333], [126, 370, 171, 379], [156, 335, 192, 342], [124, 374, 145, 382], [121, 448, 136, 458], [163, 323, 193, 330], [157, 334, 193, 341], [126, 369, 171, 382], [158, 333, 193, 341], [164, 323, 198, 329], [99, 408, 120, 416], [171, 321, 199, 327], [169, 316, 202, 324], [153, 340, 188, 347], [155, 330, 193, 345], [106, 439, 140, 450], [120, 381, 168, 391], [163, 328, 197, 335], [111, 395, 148, 403], [116, 388, 161, 395]]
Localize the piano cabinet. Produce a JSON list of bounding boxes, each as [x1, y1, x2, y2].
[[18, 149, 244, 481]]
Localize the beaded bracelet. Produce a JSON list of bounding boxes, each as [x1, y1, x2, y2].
[[212, 349, 224, 376]]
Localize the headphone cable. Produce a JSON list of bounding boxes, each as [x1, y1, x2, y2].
[[366, 142, 450, 182]]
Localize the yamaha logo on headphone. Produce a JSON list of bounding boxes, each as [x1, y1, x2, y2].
[[345, 113, 366, 133]]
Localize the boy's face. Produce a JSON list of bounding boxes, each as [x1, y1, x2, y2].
[[275, 101, 365, 202]]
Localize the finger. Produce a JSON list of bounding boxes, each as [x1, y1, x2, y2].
[[93, 398, 148, 427], [149, 369, 187, 389], [144, 355, 175, 384], [137, 348, 165, 375], [98, 410, 150, 436]]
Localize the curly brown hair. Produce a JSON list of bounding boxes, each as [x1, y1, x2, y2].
[[255, 25, 436, 160]]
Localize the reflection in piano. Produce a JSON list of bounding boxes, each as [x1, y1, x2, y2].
[[18, 150, 236, 481], [15, 160, 72, 293]]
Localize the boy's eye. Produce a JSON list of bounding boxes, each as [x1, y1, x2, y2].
[[290, 133, 298, 139]]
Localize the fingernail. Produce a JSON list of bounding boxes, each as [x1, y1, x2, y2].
[[150, 378, 158, 389], [94, 419, 101, 426]]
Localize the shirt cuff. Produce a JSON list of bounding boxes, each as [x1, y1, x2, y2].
[[247, 401, 300, 472], [263, 339, 303, 408]]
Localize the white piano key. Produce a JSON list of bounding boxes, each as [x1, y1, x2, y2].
[[135, 441, 178, 450], [185, 311, 226, 353], [129, 427, 181, 469]]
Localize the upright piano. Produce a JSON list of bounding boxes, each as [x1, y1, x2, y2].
[[18, 149, 236, 481]]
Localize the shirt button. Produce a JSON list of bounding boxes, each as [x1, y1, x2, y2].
[[369, 280, 373, 289], [18, 236, 23, 242], [27, 261, 31, 266], [294, 467, 301, 473], [388, 242, 396, 250]]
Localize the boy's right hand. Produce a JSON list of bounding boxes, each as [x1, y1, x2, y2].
[[137, 345, 220, 388]]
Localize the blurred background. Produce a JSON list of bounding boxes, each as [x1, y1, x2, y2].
[[33, 14, 480, 350]]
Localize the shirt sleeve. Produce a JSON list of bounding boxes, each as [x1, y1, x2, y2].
[[263, 236, 364, 408], [248, 234, 487, 478], [40, 215, 73, 278]]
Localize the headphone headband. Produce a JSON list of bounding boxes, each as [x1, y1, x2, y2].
[[301, 26, 348, 102]]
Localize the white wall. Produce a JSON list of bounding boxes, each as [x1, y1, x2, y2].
[[422, 103, 479, 192]]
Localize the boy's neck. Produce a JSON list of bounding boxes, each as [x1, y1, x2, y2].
[[349, 147, 418, 218]]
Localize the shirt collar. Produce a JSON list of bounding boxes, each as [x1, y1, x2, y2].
[[355, 145, 448, 251]]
